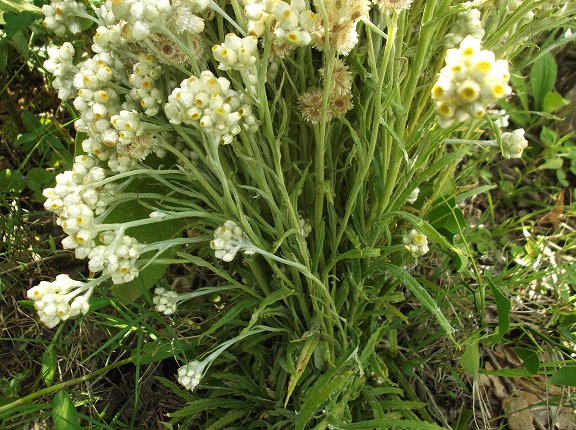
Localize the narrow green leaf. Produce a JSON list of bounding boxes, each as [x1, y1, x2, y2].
[[296, 371, 353, 430], [154, 376, 195, 402], [382, 263, 456, 345], [52, 390, 80, 430], [168, 399, 251, 418], [199, 299, 259, 339], [206, 409, 251, 430], [540, 126, 557, 147], [132, 337, 199, 365], [530, 52, 557, 110], [513, 347, 540, 374], [548, 366, 576, 387], [285, 336, 319, 407], [485, 277, 511, 345]]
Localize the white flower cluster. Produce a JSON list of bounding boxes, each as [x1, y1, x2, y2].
[[492, 109, 510, 129], [98, 0, 179, 41], [42, 0, 86, 36], [210, 220, 255, 262], [378, 0, 413, 13], [42, 155, 143, 284], [68, 50, 164, 169], [445, 8, 485, 48], [432, 36, 511, 128], [27, 275, 93, 328], [153, 287, 179, 315], [165, 71, 258, 145], [403, 229, 429, 257], [177, 360, 205, 391], [243, 0, 315, 47], [43, 43, 79, 100], [72, 52, 124, 161], [127, 53, 164, 116], [88, 232, 143, 284], [272, 0, 315, 47], [213, 34, 260, 92], [108, 110, 162, 164], [501, 128, 528, 159], [43, 155, 115, 259], [213, 34, 259, 72]]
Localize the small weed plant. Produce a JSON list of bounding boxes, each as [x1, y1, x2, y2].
[[2, 0, 576, 428]]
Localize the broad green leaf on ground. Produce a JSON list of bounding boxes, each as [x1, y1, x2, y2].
[[548, 366, 576, 387], [52, 390, 80, 430]]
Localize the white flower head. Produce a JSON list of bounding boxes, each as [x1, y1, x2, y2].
[[177, 360, 206, 391], [153, 287, 179, 315], [432, 36, 511, 128], [403, 229, 429, 257], [210, 220, 254, 262], [501, 129, 528, 159], [27, 274, 94, 328]]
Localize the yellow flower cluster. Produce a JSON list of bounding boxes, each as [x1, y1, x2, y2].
[[432, 36, 511, 128]]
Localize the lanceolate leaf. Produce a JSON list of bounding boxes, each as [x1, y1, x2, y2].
[[485, 276, 511, 345], [530, 52, 557, 110]]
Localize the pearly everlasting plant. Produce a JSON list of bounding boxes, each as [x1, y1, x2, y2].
[[30, 0, 575, 426]]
